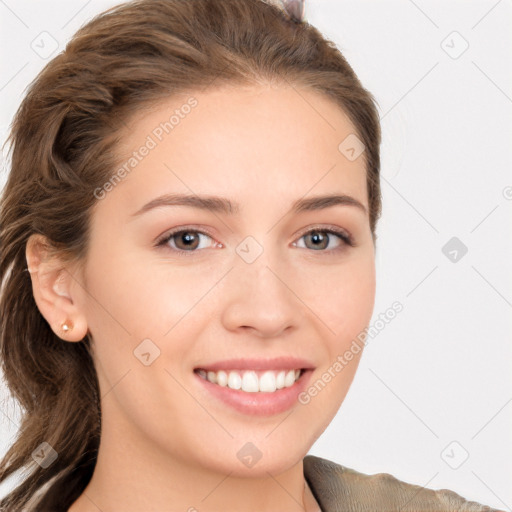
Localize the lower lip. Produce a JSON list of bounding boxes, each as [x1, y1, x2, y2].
[[194, 370, 313, 416]]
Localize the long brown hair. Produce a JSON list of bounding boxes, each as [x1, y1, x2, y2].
[[0, 0, 382, 509]]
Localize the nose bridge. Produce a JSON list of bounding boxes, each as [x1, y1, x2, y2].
[[220, 234, 298, 336], [235, 231, 288, 293]]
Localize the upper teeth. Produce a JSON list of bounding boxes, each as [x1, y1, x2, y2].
[[197, 369, 301, 393]]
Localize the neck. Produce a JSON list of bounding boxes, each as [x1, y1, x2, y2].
[[68, 409, 318, 512]]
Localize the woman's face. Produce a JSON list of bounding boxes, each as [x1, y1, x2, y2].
[[73, 84, 376, 476]]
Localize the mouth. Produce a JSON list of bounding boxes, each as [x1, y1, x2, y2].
[[194, 368, 304, 393], [193, 358, 314, 416]]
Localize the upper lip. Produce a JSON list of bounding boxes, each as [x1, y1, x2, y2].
[[194, 357, 315, 372]]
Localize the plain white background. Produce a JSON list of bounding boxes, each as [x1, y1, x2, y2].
[[0, 0, 511, 509]]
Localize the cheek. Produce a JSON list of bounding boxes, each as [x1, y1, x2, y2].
[[83, 248, 193, 337], [298, 252, 376, 344], [81, 247, 219, 386], [297, 255, 375, 428], [296, 267, 374, 437]]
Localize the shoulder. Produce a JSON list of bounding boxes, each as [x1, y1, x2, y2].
[[303, 454, 503, 512]]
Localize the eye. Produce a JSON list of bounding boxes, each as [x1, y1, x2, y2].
[[293, 227, 355, 252], [155, 226, 355, 256], [156, 228, 220, 254]]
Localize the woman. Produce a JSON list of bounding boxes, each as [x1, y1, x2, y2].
[[0, 0, 503, 510]]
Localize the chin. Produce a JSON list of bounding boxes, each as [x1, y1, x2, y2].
[[191, 434, 311, 478]]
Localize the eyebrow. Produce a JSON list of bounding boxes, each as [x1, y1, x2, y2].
[[130, 192, 367, 218]]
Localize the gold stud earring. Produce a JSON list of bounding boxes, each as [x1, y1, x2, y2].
[[61, 321, 74, 333]]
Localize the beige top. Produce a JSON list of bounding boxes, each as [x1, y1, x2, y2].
[[303, 455, 504, 512], [24, 454, 502, 510]]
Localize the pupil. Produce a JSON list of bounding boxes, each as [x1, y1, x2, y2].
[[180, 232, 197, 248], [309, 231, 327, 249], [183, 233, 194, 244]]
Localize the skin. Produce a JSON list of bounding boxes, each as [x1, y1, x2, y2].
[[26, 83, 376, 512]]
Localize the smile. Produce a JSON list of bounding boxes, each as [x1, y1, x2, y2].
[[195, 368, 303, 393], [193, 357, 314, 416]]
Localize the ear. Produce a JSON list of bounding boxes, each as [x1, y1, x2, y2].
[[25, 233, 88, 342]]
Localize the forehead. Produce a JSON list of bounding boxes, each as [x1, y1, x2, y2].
[[107, 84, 368, 213]]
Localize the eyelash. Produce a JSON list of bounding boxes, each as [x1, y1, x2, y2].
[[155, 225, 355, 256]]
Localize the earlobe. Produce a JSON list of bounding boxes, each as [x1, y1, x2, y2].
[[25, 234, 88, 342]]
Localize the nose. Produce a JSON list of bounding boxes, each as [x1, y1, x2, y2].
[[220, 252, 299, 339]]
